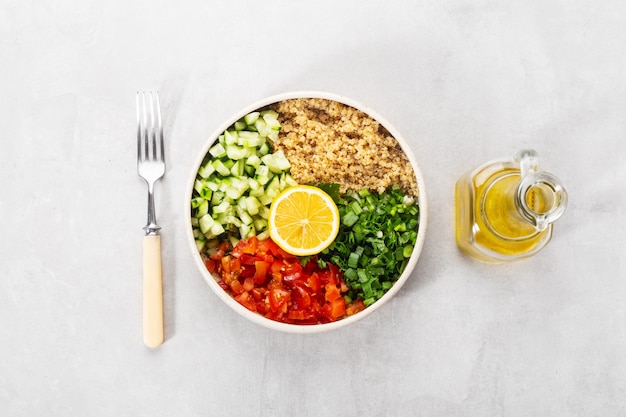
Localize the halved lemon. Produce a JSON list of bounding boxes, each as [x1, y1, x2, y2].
[[268, 185, 340, 256]]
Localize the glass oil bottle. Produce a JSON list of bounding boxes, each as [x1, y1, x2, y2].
[[455, 150, 567, 263]]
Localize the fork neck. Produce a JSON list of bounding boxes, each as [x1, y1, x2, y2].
[[143, 181, 161, 235], [144, 225, 161, 236]]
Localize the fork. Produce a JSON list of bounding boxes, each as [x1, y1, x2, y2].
[[136, 91, 165, 348]]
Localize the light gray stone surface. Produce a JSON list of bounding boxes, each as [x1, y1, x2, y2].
[[1, 0, 625, 415]]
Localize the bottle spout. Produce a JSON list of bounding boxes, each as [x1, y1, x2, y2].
[[534, 214, 550, 232], [516, 170, 568, 231]]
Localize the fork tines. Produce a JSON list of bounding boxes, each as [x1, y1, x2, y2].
[[136, 91, 164, 163]]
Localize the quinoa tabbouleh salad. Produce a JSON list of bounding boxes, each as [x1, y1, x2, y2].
[[190, 97, 420, 325]]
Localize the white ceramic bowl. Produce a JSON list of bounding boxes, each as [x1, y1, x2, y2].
[[185, 91, 428, 333]]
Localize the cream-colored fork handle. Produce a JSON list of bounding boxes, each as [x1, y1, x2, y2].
[[143, 234, 163, 348]]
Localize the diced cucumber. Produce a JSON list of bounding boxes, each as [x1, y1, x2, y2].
[[213, 212, 229, 225], [207, 222, 225, 239], [265, 175, 281, 197], [255, 164, 270, 178], [193, 180, 213, 200], [230, 160, 244, 177], [245, 196, 261, 216], [226, 215, 242, 228], [224, 130, 238, 145], [249, 184, 264, 198], [244, 112, 260, 125], [224, 178, 249, 200], [258, 141, 270, 155], [228, 235, 240, 247], [244, 165, 256, 176], [196, 199, 209, 218], [273, 150, 291, 170], [239, 223, 253, 240], [238, 131, 264, 148], [261, 150, 290, 173], [206, 179, 219, 192], [197, 162, 215, 179], [237, 206, 253, 225], [253, 218, 267, 232], [209, 142, 226, 158], [192, 109, 292, 244], [191, 197, 204, 210], [211, 190, 224, 205], [254, 118, 269, 137], [213, 159, 231, 176], [212, 200, 231, 214], [262, 110, 281, 131], [226, 144, 247, 160], [258, 205, 270, 220], [199, 185, 212, 200], [233, 120, 246, 131], [194, 179, 204, 195], [280, 172, 298, 189], [236, 196, 247, 211], [248, 189, 264, 200], [218, 178, 230, 193], [243, 147, 256, 159], [249, 178, 262, 191], [199, 214, 215, 234], [261, 109, 279, 119], [258, 193, 273, 206]]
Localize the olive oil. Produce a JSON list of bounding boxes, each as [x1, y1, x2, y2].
[[455, 150, 567, 263]]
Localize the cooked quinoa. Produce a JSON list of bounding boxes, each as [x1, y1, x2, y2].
[[268, 98, 419, 196]]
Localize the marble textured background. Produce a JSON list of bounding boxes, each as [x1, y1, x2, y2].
[[1, 0, 625, 416]]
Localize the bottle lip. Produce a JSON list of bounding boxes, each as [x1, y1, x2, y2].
[[516, 171, 568, 231]]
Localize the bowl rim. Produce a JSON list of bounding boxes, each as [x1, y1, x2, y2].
[[184, 90, 428, 333]]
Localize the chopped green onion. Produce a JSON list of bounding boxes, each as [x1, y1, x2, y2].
[[348, 252, 360, 269], [350, 201, 363, 215], [344, 268, 357, 281], [357, 269, 369, 283], [363, 297, 376, 307], [343, 211, 359, 227], [320, 184, 420, 306]]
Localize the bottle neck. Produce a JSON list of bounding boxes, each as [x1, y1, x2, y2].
[[516, 171, 568, 232]]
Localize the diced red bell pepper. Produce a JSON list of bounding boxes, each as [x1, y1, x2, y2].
[[292, 284, 312, 309], [209, 241, 231, 261], [346, 299, 366, 316], [221, 255, 232, 273], [230, 257, 241, 274], [229, 278, 244, 295], [235, 291, 256, 312], [239, 253, 260, 265], [254, 260, 270, 284], [243, 277, 255, 292], [205, 259, 217, 273], [269, 288, 290, 313], [324, 283, 342, 302], [207, 236, 359, 324], [306, 272, 320, 293], [329, 297, 346, 319]]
